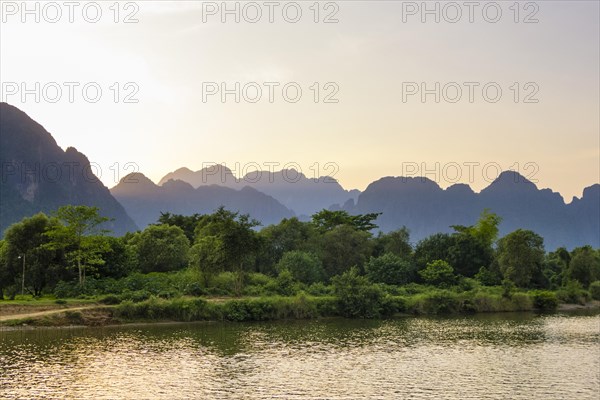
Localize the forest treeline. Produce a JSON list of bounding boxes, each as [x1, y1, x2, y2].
[[1, 206, 599, 317]]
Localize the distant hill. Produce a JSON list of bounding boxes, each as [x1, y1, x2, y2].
[[342, 171, 599, 250], [111, 173, 295, 229], [158, 165, 360, 217], [0, 103, 138, 235]]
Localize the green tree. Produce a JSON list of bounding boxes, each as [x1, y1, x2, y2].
[[332, 267, 384, 318], [374, 227, 412, 259], [496, 229, 545, 287], [189, 236, 224, 286], [365, 253, 415, 285], [319, 224, 373, 279], [414, 233, 455, 269], [98, 236, 137, 279], [543, 247, 570, 289], [156, 212, 203, 243], [418, 259, 456, 287], [311, 209, 381, 233], [566, 246, 600, 288], [276, 250, 325, 285], [3, 213, 61, 296], [195, 207, 261, 295], [449, 210, 501, 277], [46, 205, 110, 285], [258, 217, 316, 274], [131, 224, 190, 273]]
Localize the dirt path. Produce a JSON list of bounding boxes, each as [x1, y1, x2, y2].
[[0, 305, 109, 322]]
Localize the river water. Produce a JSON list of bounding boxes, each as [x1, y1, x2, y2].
[[1, 311, 598, 399]]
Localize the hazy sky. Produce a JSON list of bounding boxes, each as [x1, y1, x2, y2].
[[1, 1, 598, 200]]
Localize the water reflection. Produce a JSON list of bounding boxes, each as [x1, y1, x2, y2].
[[1, 312, 598, 399]]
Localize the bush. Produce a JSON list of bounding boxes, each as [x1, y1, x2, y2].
[[122, 290, 152, 303], [99, 294, 121, 305], [418, 260, 456, 287], [557, 281, 589, 305], [276, 251, 325, 285], [589, 281, 600, 301], [365, 253, 415, 285], [418, 290, 460, 314], [54, 299, 67, 305], [332, 268, 384, 318], [306, 282, 332, 296], [532, 291, 559, 311], [211, 272, 237, 295], [510, 292, 533, 311], [381, 295, 407, 315], [274, 270, 297, 296]]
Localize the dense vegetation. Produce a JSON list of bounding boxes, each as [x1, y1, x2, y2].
[[1, 206, 599, 321]]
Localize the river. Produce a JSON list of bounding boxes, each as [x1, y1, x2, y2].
[[1, 311, 598, 399]]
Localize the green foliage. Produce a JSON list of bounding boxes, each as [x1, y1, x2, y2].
[[3, 213, 61, 296], [474, 265, 501, 286], [589, 281, 600, 300], [311, 210, 381, 233], [501, 278, 516, 299], [131, 224, 190, 273], [189, 236, 223, 286], [274, 269, 297, 296], [258, 217, 316, 274], [99, 294, 122, 305], [566, 246, 600, 287], [365, 253, 415, 285], [156, 212, 203, 243], [276, 250, 324, 285], [332, 267, 384, 318], [497, 229, 545, 287], [447, 210, 500, 277], [319, 225, 373, 279], [409, 290, 460, 314], [419, 260, 456, 286], [374, 227, 412, 259], [532, 291, 559, 311], [556, 280, 589, 305], [195, 207, 261, 295], [414, 233, 454, 269], [46, 205, 110, 285]]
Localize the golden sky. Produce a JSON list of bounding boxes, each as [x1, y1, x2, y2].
[[1, 1, 598, 201]]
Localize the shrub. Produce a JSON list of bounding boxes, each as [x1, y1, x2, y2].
[[54, 299, 67, 305], [419, 290, 460, 314], [122, 290, 152, 303], [274, 270, 297, 296], [381, 295, 407, 315], [589, 281, 600, 301], [365, 253, 415, 285], [99, 294, 121, 305], [557, 281, 589, 305], [222, 300, 250, 321], [211, 272, 237, 295], [332, 268, 384, 318], [532, 291, 559, 311], [276, 251, 325, 285], [306, 282, 332, 296], [419, 260, 456, 287], [183, 282, 205, 297]]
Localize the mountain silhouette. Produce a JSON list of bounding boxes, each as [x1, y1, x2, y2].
[[0, 102, 138, 235], [158, 165, 359, 217], [112, 173, 295, 229], [343, 171, 599, 250]]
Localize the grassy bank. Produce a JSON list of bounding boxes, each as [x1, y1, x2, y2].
[[3, 288, 597, 328]]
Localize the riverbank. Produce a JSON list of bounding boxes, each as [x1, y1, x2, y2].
[[2, 293, 599, 328]]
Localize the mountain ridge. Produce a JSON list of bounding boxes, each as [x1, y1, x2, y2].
[[0, 102, 138, 235]]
